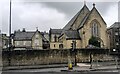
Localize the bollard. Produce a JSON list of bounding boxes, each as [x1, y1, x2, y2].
[[68, 57, 73, 70]]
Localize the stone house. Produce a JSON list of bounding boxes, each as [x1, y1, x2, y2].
[[13, 28, 49, 50], [49, 28, 63, 49], [0, 34, 9, 49], [59, 30, 81, 49]]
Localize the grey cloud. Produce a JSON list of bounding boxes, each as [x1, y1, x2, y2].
[[1, 1, 118, 35], [42, 2, 83, 18], [118, 1, 120, 22], [42, 2, 117, 18], [10, 2, 67, 33]]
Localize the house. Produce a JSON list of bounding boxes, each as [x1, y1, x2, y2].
[[107, 22, 120, 51], [49, 28, 63, 49], [59, 30, 81, 49], [13, 28, 49, 50], [0, 34, 9, 49]]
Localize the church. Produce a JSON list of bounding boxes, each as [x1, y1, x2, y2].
[[49, 3, 109, 49]]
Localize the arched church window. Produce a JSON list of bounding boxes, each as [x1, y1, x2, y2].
[[91, 21, 99, 37]]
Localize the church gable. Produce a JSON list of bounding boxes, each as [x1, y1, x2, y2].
[[63, 4, 90, 31], [76, 4, 108, 48], [86, 4, 107, 26], [78, 4, 106, 30]]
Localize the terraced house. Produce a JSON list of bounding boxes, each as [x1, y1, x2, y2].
[[49, 3, 109, 49]]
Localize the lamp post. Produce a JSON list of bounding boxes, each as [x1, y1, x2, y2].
[[113, 49, 118, 69], [8, 0, 12, 66]]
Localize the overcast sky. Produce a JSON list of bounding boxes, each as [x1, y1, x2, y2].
[[0, 0, 119, 35]]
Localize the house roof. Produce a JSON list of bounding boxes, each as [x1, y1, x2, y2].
[[14, 31, 35, 40], [50, 29, 62, 34], [63, 5, 90, 31], [40, 32, 49, 42], [14, 30, 49, 42], [108, 22, 120, 29], [64, 30, 81, 40], [42, 36, 48, 42]]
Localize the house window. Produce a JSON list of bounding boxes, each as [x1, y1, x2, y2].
[[54, 35, 57, 42], [54, 44, 55, 47], [24, 41, 26, 45], [16, 41, 19, 46], [115, 32, 118, 35], [59, 44, 63, 49], [36, 34, 39, 39], [91, 22, 99, 37], [116, 42, 119, 45], [35, 40, 39, 46]]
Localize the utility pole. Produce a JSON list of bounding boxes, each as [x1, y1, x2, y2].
[[8, 0, 12, 66]]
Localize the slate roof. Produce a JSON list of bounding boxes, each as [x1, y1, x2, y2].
[[14, 31, 35, 40], [14, 30, 49, 42], [40, 32, 49, 42], [63, 4, 107, 31], [42, 36, 48, 42], [63, 5, 90, 31], [64, 30, 81, 40], [108, 22, 120, 29], [50, 29, 62, 34]]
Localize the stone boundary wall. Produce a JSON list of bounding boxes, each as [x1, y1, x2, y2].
[[2, 49, 113, 66]]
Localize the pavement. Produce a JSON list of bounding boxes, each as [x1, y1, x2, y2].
[[2, 63, 120, 72], [2, 64, 68, 71]]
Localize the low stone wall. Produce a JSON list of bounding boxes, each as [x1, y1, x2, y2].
[[2, 48, 113, 66]]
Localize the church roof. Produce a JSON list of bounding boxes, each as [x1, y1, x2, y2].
[[63, 3, 107, 31], [64, 30, 81, 40], [49, 29, 62, 34], [63, 4, 90, 31]]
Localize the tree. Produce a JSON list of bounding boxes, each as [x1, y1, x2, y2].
[[89, 36, 100, 47]]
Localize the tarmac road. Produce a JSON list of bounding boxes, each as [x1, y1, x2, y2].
[[1, 71, 120, 74]]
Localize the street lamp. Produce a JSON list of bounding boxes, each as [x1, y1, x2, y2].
[[8, 0, 12, 66], [113, 49, 118, 69]]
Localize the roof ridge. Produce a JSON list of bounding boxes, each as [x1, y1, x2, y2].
[[63, 4, 90, 31]]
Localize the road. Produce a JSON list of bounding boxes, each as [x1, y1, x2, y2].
[[2, 62, 120, 74], [1, 71, 120, 74], [2, 66, 120, 74]]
